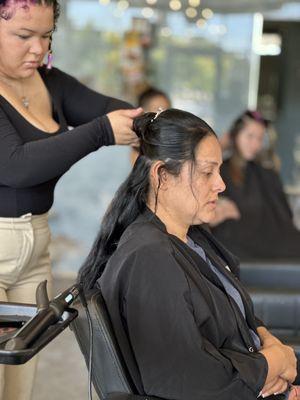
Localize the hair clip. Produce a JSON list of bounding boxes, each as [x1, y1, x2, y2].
[[247, 110, 264, 122], [151, 107, 164, 123]]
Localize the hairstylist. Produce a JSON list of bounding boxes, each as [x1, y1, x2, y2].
[[0, 1, 142, 399]]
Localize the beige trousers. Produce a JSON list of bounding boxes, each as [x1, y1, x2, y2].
[[0, 213, 52, 400]]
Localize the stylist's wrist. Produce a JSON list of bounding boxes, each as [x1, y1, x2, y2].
[[107, 108, 143, 146]]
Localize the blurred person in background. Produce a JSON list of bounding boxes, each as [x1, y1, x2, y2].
[[0, 1, 142, 399], [131, 86, 171, 164], [211, 110, 300, 260]]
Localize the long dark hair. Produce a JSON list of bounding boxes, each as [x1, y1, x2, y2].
[[78, 109, 216, 291], [228, 110, 268, 185], [0, 0, 60, 29]]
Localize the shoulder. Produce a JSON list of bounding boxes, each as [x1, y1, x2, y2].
[[38, 66, 79, 86], [116, 219, 175, 268], [103, 219, 187, 288], [252, 162, 281, 182]]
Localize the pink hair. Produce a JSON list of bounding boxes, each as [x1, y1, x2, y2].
[[0, 1, 36, 20]]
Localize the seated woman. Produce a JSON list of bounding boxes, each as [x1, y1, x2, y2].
[[211, 110, 300, 261], [79, 109, 299, 400]]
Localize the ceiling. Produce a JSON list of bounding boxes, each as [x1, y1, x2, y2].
[[108, 0, 295, 14]]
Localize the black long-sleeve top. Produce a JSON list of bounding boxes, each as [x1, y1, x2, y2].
[[99, 209, 280, 400], [0, 66, 131, 217]]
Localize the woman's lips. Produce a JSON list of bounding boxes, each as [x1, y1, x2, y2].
[[206, 200, 217, 207], [24, 61, 40, 68]]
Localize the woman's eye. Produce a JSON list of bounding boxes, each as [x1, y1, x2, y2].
[[18, 35, 30, 40]]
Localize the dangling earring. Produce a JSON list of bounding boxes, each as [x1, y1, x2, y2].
[[46, 38, 53, 70]]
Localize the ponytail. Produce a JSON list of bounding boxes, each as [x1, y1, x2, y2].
[[78, 155, 151, 291]]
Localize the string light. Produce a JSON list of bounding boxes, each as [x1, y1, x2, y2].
[[98, 0, 110, 4], [146, 0, 157, 4]]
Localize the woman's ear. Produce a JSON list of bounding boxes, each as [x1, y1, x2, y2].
[[150, 161, 168, 192]]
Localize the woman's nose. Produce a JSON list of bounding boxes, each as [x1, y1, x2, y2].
[[29, 38, 44, 56], [214, 174, 226, 193]]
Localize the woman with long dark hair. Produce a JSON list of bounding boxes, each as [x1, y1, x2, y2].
[[211, 110, 300, 260], [79, 109, 299, 400]]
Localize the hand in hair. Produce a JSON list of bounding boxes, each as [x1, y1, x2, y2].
[[107, 108, 143, 146]]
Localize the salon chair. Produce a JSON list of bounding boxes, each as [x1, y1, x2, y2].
[[240, 260, 300, 356], [71, 290, 163, 400]]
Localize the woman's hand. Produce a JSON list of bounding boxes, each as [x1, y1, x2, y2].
[[260, 376, 288, 398], [210, 197, 241, 226], [288, 386, 300, 399], [107, 108, 143, 145], [279, 344, 298, 383], [259, 343, 297, 385], [257, 327, 283, 349]]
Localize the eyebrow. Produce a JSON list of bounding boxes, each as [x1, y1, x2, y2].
[[196, 161, 220, 167], [19, 28, 53, 34]]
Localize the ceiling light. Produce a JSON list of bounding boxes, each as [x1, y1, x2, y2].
[[202, 8, 214, 19], [186, 7, 197, 18], [117, 0, 129, 10], [196, 18, 206, 28], [169, 0, 182, 11], [189, 0, 200, 6], [142, 7, 154, 18]]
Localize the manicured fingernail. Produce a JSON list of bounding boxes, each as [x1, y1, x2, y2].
[[257, 391, 262, 398]]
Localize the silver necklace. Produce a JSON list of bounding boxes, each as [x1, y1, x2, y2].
[[21, 96, 30, 109], [0, 76, 29, 109]]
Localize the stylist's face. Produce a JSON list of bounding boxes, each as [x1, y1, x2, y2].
[[0, 4, 54, 79], [162, 135, 225, 226]]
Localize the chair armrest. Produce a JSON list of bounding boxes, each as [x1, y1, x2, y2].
[[105, 393, 165, 400]]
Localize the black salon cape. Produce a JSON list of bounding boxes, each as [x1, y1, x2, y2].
[[98, 209, 280, 400], [212, 160, 300, 261]]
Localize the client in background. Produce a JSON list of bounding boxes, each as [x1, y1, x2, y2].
[[211, 110, 300, 260]]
